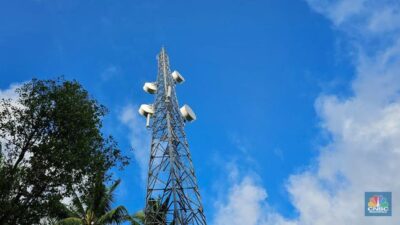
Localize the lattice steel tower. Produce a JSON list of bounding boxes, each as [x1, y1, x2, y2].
[[138, 47, 207, 225]]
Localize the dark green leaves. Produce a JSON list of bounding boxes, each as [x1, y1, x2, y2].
[[0, 78, 129, 224]]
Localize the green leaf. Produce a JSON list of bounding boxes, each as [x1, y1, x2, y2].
[[57, 217, 83, 225]]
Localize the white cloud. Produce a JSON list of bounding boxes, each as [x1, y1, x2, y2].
[[285, 42, 400, 225], [119, 104, 150, 183], [367, 7, 400, 33], [212, 164, 296, 225], [0, 83, 20, 103], [306, 0, 366, 26], [101, 65, 120, 81], [214, 1, 400, 224], [213, 176, 267, 225], [306, 0, 400, 36]]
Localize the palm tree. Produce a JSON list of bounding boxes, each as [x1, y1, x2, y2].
[[125, 196, 177, 225], [137, 195, 174, 225], [57, 177, 128, 225], [128, 210, 145, 225]]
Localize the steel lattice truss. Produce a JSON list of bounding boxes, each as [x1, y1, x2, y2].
[[143, 48, 207, 225]]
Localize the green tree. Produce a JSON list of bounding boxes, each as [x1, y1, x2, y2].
[[0, 78, 129, 224], [128, 211, 145, 225], [57, 175, 128, 225], [143, 195, 173, 225]]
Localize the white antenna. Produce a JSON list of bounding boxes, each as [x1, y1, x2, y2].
[[140, 54, 196, 128], [143, 82, 157, 94], [180, 104, 197, 122], [138, 104, 154, 127], [171, 70, 185, 84], [167, 85, 172, 98]]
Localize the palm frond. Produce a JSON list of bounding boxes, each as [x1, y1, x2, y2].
[[128, 210, 145, 225], [57, 217, 83, 225], [97, 205, 129, 225], [71, 191, 86, 217], [86, 174, 115, 219], [108, 179, 121, 194], [97, 179, 120, 215]]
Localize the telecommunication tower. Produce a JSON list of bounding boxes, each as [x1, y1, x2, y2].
[[139, 47, 207, 225]]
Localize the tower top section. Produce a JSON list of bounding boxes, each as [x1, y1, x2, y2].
[[139, 48, 196, 127]]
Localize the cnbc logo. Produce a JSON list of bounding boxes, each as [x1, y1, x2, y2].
[[365, 192, 392, 216]]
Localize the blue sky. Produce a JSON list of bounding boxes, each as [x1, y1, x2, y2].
[[2, 0, 400, 224]]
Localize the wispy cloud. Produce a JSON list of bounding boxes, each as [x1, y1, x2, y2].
[[0, 83, 20, 103], [101, 65, 121, 82], [212, 162, 295, 225], [210, 137, 293, 225], [214, 1, 400, 224], [119, 104, 150, 183], [213, 173, 268, 225], [307, 0, 400, 36]]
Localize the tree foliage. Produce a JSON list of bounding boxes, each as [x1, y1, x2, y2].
[[145, 195, 172, 225], [57, 175, 129, 225], [128, 211, 145, 225], [0, 78, 129, 224], [56, 175, 146, 225]]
